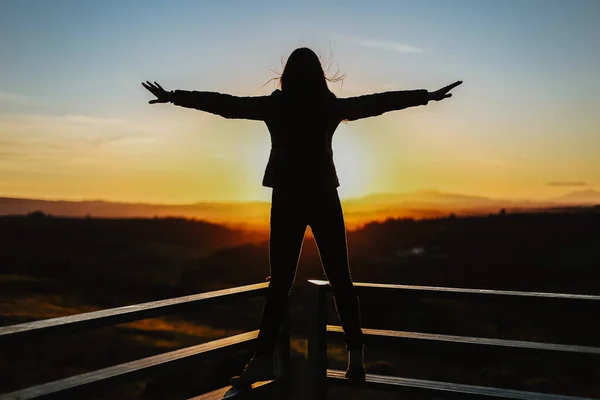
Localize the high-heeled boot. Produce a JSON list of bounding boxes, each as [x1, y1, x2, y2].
[[229, 354, 276, 387], [344, 347, 366, 381]]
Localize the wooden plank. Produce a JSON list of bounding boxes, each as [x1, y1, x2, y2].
[[0, 331, 259, 400], [188, 380, 274, 400], [308, 280, 600, 302], [0, 282, 268, 342], [327, 325, 600, 355], [327, 369, 597, 400]]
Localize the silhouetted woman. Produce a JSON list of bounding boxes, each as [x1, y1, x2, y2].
[[143, 47, 461, 386]]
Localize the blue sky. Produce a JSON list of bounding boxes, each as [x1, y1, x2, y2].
[[1, 0, 599, 202]]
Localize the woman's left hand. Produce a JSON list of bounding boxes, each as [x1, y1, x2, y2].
[[429, 80, 463, 101]]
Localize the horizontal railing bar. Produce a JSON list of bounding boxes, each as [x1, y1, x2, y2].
[[187, 380, 274, 400], [0, 282, 268, 342], [309, 280, 600, 302], [0, 331, 259, 400], [327, 325, 600, 355], [327, 369, 596, 400]]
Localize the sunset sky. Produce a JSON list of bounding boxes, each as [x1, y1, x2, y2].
[[1, 0, 599, 203]]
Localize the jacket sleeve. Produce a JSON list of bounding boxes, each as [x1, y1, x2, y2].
[[337, 90, 429, 121], [170, 90, 270, 121]]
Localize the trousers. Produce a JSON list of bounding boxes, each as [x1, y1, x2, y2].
[[255, 186, 364, 354]]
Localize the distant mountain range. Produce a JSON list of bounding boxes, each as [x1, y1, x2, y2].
[[0, 197, 271, 227], [356, 189, 600, 205], [1, 189, 599, 228], [551, 189, 600, 204]]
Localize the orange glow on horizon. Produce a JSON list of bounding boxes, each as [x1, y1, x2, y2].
[[1, 85, 598, 204]]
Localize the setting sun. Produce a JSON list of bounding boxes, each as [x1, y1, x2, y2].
[[333, 129, 373, 200], [2, 2, 600, 398], [0, 1, 598, 207]]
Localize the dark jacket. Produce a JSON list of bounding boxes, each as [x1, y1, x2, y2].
[[171, 88, 429, 189]]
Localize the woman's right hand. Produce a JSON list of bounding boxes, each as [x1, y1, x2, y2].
[[142, 81, 172, 104]]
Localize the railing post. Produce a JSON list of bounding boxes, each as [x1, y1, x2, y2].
[[308, 280, 329, 400], [273, 301, 291, 399]]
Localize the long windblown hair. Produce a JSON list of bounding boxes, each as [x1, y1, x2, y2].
[[275, 47, 344, 101]]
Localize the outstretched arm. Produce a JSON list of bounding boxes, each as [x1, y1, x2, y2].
[[338, 80, 463, 122], [142, 81, 270, 121]]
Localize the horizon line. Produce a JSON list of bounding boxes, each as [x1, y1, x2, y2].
[[1, 187, 598, 206]]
